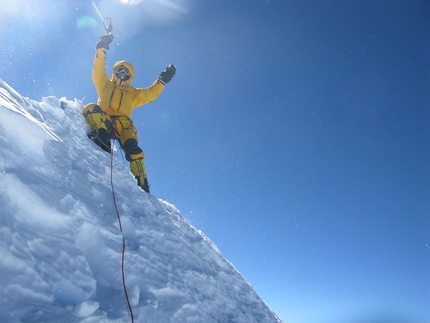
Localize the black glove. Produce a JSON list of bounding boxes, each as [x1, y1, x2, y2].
[[159, 64, 176, 84], [96, 34, 114, 50]]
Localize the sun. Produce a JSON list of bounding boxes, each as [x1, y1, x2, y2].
[[115, 0, 190, 19]]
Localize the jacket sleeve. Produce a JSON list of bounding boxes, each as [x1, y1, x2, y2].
[[92, 48, 110, 97], [131, 79, 165, 107]]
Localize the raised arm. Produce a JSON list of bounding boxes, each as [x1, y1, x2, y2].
[[92, 34, 114, 96], [132, 64, 176, 106]]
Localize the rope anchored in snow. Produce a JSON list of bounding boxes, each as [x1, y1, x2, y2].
[[110, 139, 135, 323]]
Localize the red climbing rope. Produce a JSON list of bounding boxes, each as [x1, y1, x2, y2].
[[110, 139, 134, 323]]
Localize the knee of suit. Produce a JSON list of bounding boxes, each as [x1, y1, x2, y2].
[[85, 113, 108, 132], [118, 125, 138, 146], [123, 138, 144, 161], [83, 104, 104, 117], [83, 105, 116, 135], [83, 104, 108, 132]]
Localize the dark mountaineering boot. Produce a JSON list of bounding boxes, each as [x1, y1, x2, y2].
[[87, 128, 111, 153], [141, 178, 150, 194]]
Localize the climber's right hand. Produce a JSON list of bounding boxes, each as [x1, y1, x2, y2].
[[96, 34, 114, 50]]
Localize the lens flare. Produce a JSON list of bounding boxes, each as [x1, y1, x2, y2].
[[76, 16, 98, 29]]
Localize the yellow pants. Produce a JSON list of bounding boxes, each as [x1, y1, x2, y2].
[[83, 104, 150, 192]]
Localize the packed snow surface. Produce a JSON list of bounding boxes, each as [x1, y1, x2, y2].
[[0, 79, 283, 323]]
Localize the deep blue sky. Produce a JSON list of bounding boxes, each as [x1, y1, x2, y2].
[[1, 1, 429, 322]]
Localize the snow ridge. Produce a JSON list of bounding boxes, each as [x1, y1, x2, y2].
[[0, 79, 283, 323]]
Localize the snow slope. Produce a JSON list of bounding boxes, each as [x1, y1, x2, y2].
[[0, 79, 283, 323]]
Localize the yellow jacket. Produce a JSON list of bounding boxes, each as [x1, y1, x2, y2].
[[92, 48, 164, 118]]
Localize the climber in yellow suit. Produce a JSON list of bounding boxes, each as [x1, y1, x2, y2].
[[83, 34, 176, 193]]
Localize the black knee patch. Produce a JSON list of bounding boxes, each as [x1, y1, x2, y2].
[[123, 138, 143, 161]]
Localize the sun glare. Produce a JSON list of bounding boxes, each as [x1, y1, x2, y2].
[[119, 0, 145, 4], [95, 0, 191, 34], [115, 0, 189, 17]]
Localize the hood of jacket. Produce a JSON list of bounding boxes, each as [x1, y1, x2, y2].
[[111, 60, 135, 88]]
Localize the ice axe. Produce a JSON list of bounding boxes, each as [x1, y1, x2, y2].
[[92, 1, 113, 34]]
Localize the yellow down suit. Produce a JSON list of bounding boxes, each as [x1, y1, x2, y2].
[[83, 48, 165, 192]]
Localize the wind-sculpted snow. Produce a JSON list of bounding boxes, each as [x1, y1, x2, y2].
[[0, 79, 283, 323]]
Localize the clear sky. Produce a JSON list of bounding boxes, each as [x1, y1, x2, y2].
[[1, 1, 429, 322]]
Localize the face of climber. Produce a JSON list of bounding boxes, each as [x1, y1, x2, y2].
[[115, 65, 130, 81]]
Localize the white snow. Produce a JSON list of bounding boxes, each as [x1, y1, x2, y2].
[[0, 79, 283, 323]]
